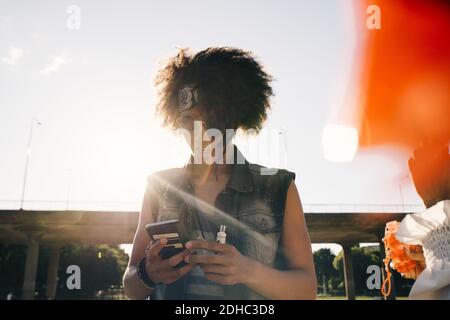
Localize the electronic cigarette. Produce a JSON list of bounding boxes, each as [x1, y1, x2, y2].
[[216, 225, 227, 244]]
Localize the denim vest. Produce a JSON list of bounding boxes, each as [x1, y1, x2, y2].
[[146, 146, 295, 299]]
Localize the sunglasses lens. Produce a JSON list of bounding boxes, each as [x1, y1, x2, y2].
[[178, 103, 192, 112]]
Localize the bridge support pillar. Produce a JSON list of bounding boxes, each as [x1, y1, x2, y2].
[[22, 239, 39, 300], [46, 245, 61, 299], [341, 244, 356, 300]]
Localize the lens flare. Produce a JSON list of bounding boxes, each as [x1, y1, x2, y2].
[[322, 124, 359, 162]]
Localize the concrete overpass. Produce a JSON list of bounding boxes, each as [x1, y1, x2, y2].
[[0, 209, 408, 300]]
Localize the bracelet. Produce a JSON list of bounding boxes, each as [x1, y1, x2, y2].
[[137, 257, 156, 289]]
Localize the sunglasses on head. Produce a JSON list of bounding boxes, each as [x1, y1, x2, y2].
[[178, 85, 198, 112]]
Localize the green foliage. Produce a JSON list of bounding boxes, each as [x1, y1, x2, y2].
[[313, 248, 337, 293], [0, 244, 27, 299], [1, 242, 415, 299], [57, 244, 129, 299], [314, 245, 395, 296], [333, 245, 381, 296], [0, 244, 129, 299]]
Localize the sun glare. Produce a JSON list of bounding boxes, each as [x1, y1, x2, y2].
[[322, 124, 359, 162]]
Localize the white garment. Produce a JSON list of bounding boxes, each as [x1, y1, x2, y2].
[[396, 200, 450, 300]]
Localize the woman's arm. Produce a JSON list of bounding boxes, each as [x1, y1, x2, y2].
[[123, 183, 155, 299], [186, 181, 317, 299], [123, 181, 195, 299]]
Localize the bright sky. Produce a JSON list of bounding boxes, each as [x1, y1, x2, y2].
[[0, 1, 424, 252]]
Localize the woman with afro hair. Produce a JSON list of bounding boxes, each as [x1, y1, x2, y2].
[[124, 47, 317, 300]]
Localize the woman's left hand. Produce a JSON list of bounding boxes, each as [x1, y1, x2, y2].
[[184, 240, 254, 285]]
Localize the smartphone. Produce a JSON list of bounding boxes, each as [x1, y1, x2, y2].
[[145, 219, 189, 268]]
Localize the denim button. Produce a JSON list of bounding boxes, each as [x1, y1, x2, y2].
[[260, 217, 267, 229]]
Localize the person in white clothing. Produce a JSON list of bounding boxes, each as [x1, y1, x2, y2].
[[395, 141, 450, 299]]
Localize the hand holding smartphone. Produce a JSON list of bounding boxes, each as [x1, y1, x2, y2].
[[145, 219, 190, 268]]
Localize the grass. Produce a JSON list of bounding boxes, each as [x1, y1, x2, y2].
[[317, 294, 408, 300]]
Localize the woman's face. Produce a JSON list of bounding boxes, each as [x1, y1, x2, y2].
[[179, 107, 233, 162]]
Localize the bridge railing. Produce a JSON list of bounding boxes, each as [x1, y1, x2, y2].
[[0, 200, 425, 213]]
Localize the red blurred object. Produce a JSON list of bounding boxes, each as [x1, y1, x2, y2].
[[381, 220, 424, 298], [353, 0, 450, 148]]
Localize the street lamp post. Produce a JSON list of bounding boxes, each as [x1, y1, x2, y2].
[[20, 118, 42, 210], [66, 168, 72, 210]]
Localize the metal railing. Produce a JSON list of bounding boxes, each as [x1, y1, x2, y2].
[[0, 199, 425, 213]]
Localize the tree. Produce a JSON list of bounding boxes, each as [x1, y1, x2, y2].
[[313, 248, 337, 294], [56, 245, 129, 299], [0, 244, 27, 299], [333, 245, 381, 296], [0, 244, 129, 299]]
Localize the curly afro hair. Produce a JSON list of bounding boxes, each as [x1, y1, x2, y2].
[[154, 47, 274, 133]]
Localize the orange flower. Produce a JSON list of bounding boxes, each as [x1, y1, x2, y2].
[[381, 221, 423, 298]]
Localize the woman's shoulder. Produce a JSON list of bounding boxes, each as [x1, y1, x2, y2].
[[147, 167, 184, 179], [248, 163, 295, 180], [248, 163, 296, 191], [145, 167, 186, 191]]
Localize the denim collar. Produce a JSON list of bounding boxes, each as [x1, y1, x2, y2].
[[180, 144, 253, 193]]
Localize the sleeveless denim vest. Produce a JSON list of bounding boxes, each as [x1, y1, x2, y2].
[[145, 146, 295, 299]]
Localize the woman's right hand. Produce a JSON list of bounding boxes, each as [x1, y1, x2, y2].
[[145, 238, 196, 284]]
